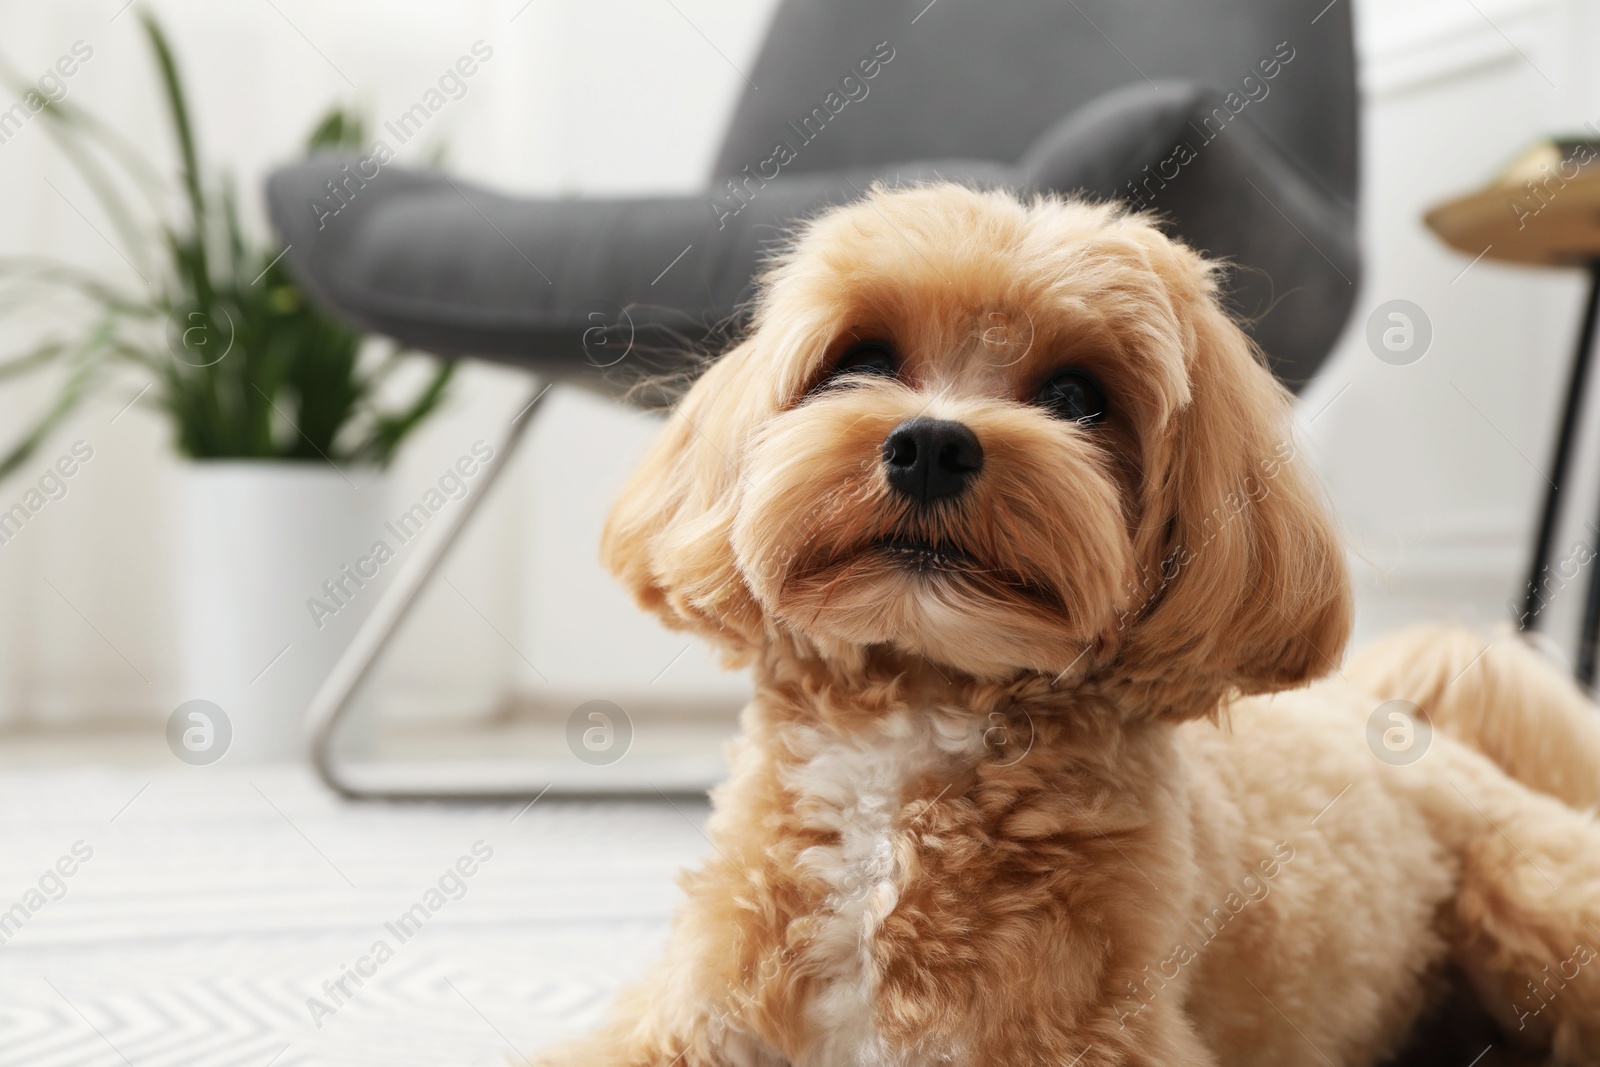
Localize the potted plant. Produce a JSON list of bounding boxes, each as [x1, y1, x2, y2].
[[0, 16, 454, 761]]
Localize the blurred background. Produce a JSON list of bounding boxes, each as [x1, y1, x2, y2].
[[2, 0, 1599, 1063], [0, 0, 767, 769], [0, 0, 1597, 760]]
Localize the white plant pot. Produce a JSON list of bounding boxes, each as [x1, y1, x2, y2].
[[177, 462, 388, 764]]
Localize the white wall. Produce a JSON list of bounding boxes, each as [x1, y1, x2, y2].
[[1, 0, 1597, 733], [1308, 0, 1600, 665]]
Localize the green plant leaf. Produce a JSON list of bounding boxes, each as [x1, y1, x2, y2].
[[141, 13, 210, 304], [0, 17, 452, 469], [0, 325, 112, 481], [0, 341, 68, 383]]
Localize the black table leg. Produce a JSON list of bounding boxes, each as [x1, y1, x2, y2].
[[1580, 527, 1600, 684], [1520, 261, 1600, 633], [1577, 336, 1600, 681]]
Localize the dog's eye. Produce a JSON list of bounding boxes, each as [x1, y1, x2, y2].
[[1035, 369, 1107, 425], [824, 342, 897, 385]]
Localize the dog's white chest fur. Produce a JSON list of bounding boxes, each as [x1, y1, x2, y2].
[[778, 709, 988, 1067]]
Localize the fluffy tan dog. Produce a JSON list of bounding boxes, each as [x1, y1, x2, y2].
[[550, 184, 1600, 1066]]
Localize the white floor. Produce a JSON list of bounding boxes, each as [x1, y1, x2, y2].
[[0, 550, 1567, 1067], [0, 767, 711, 1067]]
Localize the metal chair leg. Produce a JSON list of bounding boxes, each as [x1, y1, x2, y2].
[[303, 380, 716, 800]]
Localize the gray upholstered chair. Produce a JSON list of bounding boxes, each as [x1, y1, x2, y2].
[[268, 0, 1364, 793], [267, 0, 1359, 396]]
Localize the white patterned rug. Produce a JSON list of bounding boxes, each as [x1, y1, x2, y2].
[[0, 767, 710, 1067]]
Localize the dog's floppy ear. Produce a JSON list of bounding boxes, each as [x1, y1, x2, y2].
[[1122, 247, 1351, 711], [600, 342, 770, 655]]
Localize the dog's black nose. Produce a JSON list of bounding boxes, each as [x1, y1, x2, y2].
[[882, 417, 983, 504]]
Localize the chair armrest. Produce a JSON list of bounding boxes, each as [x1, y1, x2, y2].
[[265, 157, 1011, 388]]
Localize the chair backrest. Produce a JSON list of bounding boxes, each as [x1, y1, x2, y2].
[[713, 0, 1357, 207]]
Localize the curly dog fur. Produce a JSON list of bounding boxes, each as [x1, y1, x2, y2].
[[539, 185, 1600, 1066]]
